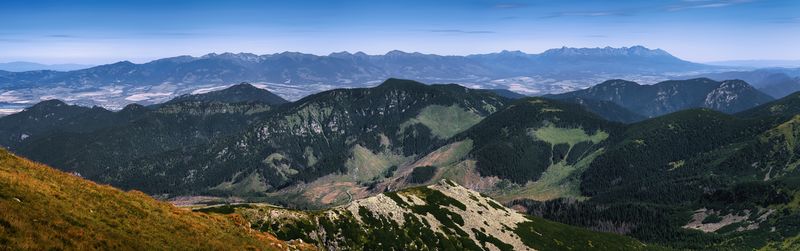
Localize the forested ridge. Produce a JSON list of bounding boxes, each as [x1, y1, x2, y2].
[[3, 78, 800, 250]]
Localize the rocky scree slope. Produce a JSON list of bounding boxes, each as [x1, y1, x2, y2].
[[198, 180, 649, 251]]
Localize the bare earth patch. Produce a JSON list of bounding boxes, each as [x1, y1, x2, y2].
[[168, 195, 244, 207], [683, 208, 774, 233]]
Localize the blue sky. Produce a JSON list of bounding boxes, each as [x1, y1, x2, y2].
[[0, 0, 798, 64]]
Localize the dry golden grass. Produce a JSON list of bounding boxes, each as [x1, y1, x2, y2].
[[0, 149, 310, 251]]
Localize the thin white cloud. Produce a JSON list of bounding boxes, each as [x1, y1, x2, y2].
[[493, 3, 527, 9], [770, 17, 800, 23], [666, 0, 754, 11], [429, 29, 496, 34], [543, 11, 630, 18]]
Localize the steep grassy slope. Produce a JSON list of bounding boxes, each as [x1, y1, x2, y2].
[[198, 180, 651, 250], [400, 104, 484, 139], [0, 149, 308, 250]]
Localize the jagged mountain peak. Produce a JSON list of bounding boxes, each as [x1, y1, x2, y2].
[[540, 45, 673, 57], [328, 51, 370, 59], [199, 52, 263, 62], [384, 50, 432, 57]]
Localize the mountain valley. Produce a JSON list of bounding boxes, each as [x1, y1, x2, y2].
[[4, 77, 800, 250]]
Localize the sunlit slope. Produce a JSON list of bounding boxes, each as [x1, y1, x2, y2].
[[0, 149, 307, 250]]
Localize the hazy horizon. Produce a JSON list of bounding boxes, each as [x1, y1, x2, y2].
[[0, 46, 732, 66], [2, 46, 800, 67], [2, 0, 799, 65]]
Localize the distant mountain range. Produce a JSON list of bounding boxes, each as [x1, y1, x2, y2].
[[0, 46, 719, 113], [0, 61, 94, 72], [469, 46, 707, 76]]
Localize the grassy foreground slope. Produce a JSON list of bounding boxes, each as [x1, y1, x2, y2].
[[0, 149, 308, 250]]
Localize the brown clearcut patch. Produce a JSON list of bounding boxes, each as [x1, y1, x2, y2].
[[169, 195, 244, 207], [511, 204, 529, 213], [319, 189, 343, 205], [456, 160, 500, 191], [300, 179, 372, 205], [412, 141, 467, 167]]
